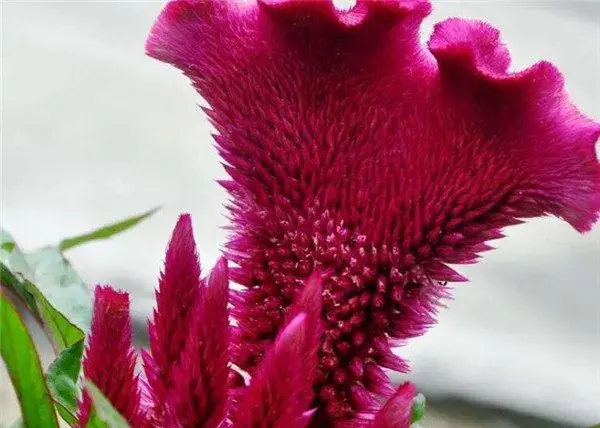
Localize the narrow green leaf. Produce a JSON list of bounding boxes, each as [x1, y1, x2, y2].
[[48, 340, 85, 386], [56, 402, 78, 427], [47, 339, 85, 422], [59, 207, 159, 252], [411, 393, 426, 423], [1, 227, 88, 347], [1, 264, 84, 353], [85, 409, 109, 428], [28, 277, 85, 350], [84, 383, 131, 428], [0, 264, 37, 310], [0, 295, 59, 428]]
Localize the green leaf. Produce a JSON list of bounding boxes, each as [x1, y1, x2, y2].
[[411, 393, 426, 423], [1, 267, 82, 426], [0, 295, 60, 428], [0, 264, 84, 353], [1, 230, 33, 281], [48, 340, 85, 390], [85, 410, 109, 428], [56, 402, 78, 427], [46, 339, 85, 424], [24, 247, 92, 330], [1, 226, 90, 340], [1, 237, 85, 426], [59, 207, 159, 252], [0, 264, 36, 310], [84, 383, 131, 428]]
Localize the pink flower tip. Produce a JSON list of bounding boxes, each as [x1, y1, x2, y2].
[[78, 285, 144, 427], [143, 212, 203, 422], [370, 382, 417, 428]]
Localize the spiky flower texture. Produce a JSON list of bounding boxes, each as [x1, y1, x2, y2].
[[81, 215, 415, 427], [145, 0, 600, 425], [78, 286, 145, 427]]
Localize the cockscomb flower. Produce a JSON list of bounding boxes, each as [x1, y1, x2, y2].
[[162, 256, 230, 427], [78, 286, 145, 427], [146, 0, 600, 425], [81, 215, 406, 427], [142, 213, 202, 421]]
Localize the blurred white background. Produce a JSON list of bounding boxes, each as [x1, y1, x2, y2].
[[1, 0, 599, 426]]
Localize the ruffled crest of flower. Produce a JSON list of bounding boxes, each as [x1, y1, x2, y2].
[[231, 276, 323, 427], [142, 213, 203, 421], [163, 258, 230, 428], [147, 0, 600, 423], [78, 286, 145, 427]]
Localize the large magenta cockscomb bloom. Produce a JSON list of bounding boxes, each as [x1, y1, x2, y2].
[[146, 0, 600, 424], [78, 286, 145, 427]]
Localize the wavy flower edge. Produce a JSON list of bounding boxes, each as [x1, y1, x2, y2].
[[144, 0, 600, 424]]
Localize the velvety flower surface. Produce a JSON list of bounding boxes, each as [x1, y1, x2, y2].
[[78, 286, 144, 427], [142, 213, 202, 421], [232, 274, 324, 428], [164, 257, 230, 427], [80, 215, 349, 427], [368, 383, 415, 428], [146, 0, 600, 424]]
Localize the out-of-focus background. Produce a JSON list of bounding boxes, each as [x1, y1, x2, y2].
[[1, 0, 599, 426]]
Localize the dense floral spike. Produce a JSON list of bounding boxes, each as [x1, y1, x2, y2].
[[142, 213, 202, 422], [146, 0, 600, 424], [231, 275, 322, 427], [164, 258, 230, 428], [78, 286, 144, 427], [232, 313, 313, 428]]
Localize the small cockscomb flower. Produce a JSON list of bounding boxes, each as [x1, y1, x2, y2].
[[78, 286, 145, 427], [163, 257, 230, 427], [142, 213, 202, 421], [146, 0, 600, 424]]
